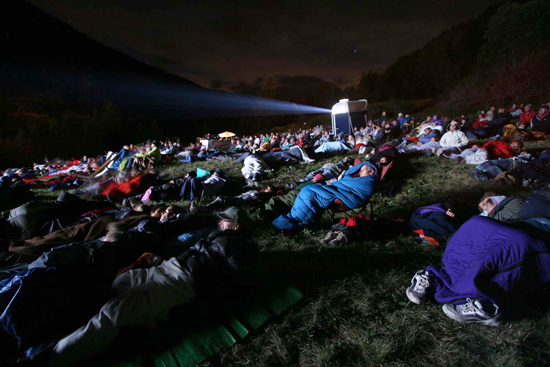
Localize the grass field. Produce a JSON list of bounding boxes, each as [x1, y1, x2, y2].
[[32, 140, 550, 366]]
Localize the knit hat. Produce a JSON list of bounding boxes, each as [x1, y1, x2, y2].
[[312, 173, 325, 183], [447, 121, 460, 131]]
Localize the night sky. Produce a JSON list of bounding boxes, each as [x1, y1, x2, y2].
[[27, 0, 501, 91]]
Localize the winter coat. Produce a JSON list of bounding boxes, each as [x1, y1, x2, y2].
[[241, 155, 272, 180], [489, 196, 525, 223], [531, 113, 550, 134], [519, 110, 537, 125], [176, 228, 259, 296], [135, 145, 161, 162], [439, 131, 469, 148]]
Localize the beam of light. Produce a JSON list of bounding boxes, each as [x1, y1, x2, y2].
[[1, 69, 332, 118], [112, 82, 332, 118]]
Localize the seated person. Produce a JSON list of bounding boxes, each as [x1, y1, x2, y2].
[[400, 127, 441, 155], [272, 161, 378, 232], [405, 216, 550, 326], [132, 141, 161, 170], [502, 105, 550, 142], [434, 121, 469, 156]]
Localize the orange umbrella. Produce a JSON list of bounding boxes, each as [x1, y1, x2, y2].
[[218, 131, 236, 138]]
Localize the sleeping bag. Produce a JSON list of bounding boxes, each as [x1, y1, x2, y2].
[[425, 216, 550, 309], [272, 161, 378, 231]]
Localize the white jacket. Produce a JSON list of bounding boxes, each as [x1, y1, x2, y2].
[[241, 155, 272, 179], [439, 131, 469, 148]]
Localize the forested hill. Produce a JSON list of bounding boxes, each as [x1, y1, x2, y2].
[[357, 0, 550, 113], [357, 3, 499, 102]]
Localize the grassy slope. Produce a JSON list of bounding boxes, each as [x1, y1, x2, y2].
[[196, 141, 550, 367], [33, 140, 550, 366]]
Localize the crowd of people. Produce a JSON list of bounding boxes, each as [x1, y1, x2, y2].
[[1, 100, 550, 364]]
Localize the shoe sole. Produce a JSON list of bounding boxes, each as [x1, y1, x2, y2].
[[442, 304, 501, 327], [406, 288, 424, 305]]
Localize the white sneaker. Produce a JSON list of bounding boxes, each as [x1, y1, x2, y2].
[[329, 232, 347, 246], [435, 148, 444, 157], [320, 231, 337, 244], [406, 270, 432, 304], [442, 298, 501, 326]]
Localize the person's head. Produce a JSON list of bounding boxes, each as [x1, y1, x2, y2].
[[150, 205, 167, 218], [509, 139, 524, 153], [359, 164, 376, 177], [185, 171, 197, 179], [539, 104, 549, 115], [498, 107, 505, 113], [216, 206, 241, 231], [448, 121, 459, 131], [160, 205, 180, 222], [426, 116, 432, 121], [392, 120, 399, 126], [478, 191, 497, 211], [424, 127, 432, 134]]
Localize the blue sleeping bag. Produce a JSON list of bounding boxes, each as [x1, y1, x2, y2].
[[314, 142, 351, 154], [273, 161, 378, 231], [426, 216, 550, 307]]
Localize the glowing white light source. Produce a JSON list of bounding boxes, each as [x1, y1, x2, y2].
[[333, 105, 348, 114], [339, 99, 349, 102]]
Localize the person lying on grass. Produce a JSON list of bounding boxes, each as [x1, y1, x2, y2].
[[49, 206, 259, 367], [406, 216, 550, 327], [205, 185, 282, 209]]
